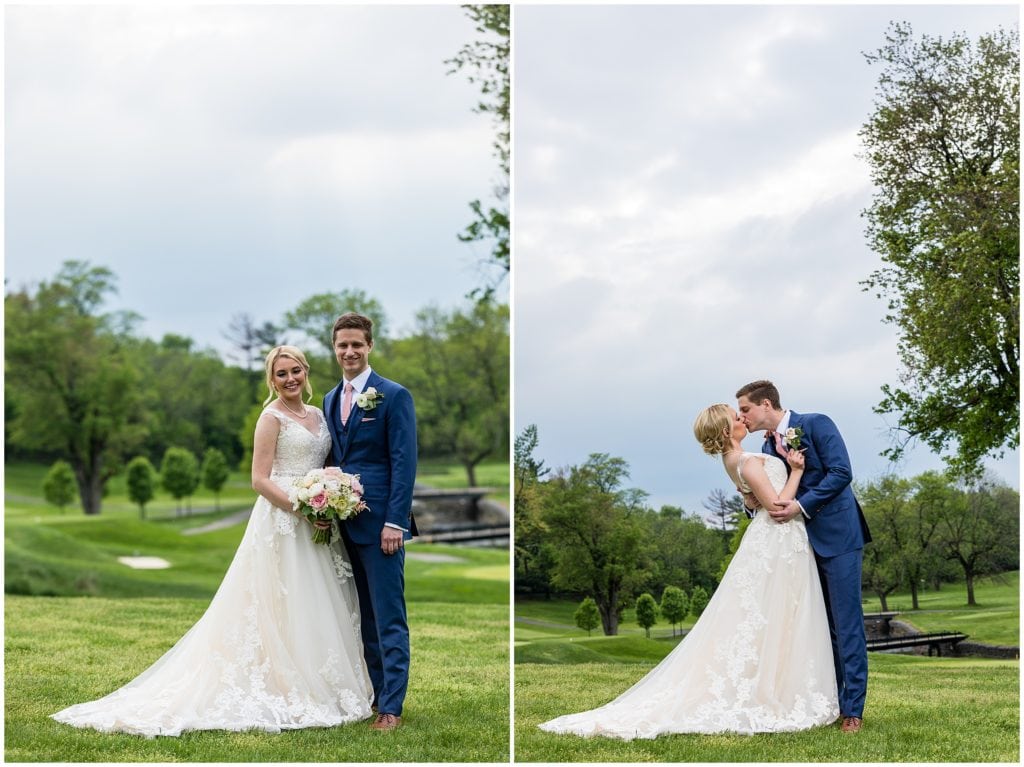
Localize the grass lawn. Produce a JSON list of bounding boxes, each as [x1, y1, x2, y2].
[[5, 460, 510, 761], [7, 596, 507, 762], [515, 652, 1018, 761], [514, 577, 1019, 761]]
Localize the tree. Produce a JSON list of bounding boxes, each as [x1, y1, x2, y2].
[[446, 4, 510, 297], [540, 453, 651, 635], [161, 447, 200, 516], [126, 456, 157, 520], [42, 460, 77, 513], [513, 425, 555, 597], [133, 334, 252, 467], [574, 596, 601, 637], [223, 313, 283, 396], [644, 508, 726, 598], [635, 593, 658, 639], [702, 488, 743, 536], [716, 513, 753, 582], [282, 290, 390, 358], [690, 585, 710, 617], [390, 301, 509, 485], [5, 261, 147, 514], [660, 586, 690, 637], [858, 477, 906, 610], [860, 473, 944, 610], [514, 423, 549, 496], [201, 448, 230, 510], [933, 476, 1019, 605], [859, 23, 1019, 477]]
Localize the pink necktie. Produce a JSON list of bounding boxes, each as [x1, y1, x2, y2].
[[769, 430, 787, 454], [341, 382, 354, 425]]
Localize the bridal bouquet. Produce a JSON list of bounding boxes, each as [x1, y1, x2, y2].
[[289, 467, 367, 544]]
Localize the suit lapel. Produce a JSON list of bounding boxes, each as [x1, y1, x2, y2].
[[324, 384, 345, 459]]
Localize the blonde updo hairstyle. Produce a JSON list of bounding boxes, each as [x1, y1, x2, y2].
[[263, 345, 313, 406], [693, 403, 733, 456]]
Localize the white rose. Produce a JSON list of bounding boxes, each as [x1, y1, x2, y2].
[[785, 428, 798, 440]]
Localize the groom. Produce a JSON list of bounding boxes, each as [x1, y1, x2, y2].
[[324, 312, 417, 732], [736, 380, 871, 734]]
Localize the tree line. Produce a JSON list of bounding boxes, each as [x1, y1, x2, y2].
[[859, 471, 1018, 608], [6, 261, 508, 515], [516, 425, 1019, 637], [515, 426, 734, 636]]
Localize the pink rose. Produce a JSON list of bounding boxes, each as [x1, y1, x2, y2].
[[351, 478, 364, 496], [309, 492, 329, 510]]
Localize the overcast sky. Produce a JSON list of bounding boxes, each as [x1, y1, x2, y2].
[[5, 4, 504, 359], [513, 3, 1020, 516]]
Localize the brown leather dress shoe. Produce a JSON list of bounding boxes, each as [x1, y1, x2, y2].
[[370, 713, 402, 731], [840, 716, 863, 733]]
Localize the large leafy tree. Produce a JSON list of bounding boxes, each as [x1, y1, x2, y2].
[[859, 474, 946, 610], [5, 261, 147, 514], [540, 453, 651, 636], [282, 290, 390, 358], [860, 23, 1019, 476], [390, 301, 509, 485], [447, 4, 510, 296], [933, 476, 1019, 605]]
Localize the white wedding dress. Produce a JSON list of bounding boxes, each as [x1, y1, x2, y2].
[[52, 407, 373, 737], [539, 453, 839, 739]]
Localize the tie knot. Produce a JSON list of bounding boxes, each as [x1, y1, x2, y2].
[[344, 382, 354, 393]]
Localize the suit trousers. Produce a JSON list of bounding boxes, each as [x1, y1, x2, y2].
[[815, 548, 868, 718], [343, 530, 410, 716]]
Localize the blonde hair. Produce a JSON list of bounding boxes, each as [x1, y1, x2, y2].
[[263, 345, 313, 406], [693, 404, 733, 456]]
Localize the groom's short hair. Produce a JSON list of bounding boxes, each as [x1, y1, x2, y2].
[[736, 380, 782, 410], [333, 312, 374, 344]]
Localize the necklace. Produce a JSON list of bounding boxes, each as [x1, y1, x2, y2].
[[278, 397, 309, 419]]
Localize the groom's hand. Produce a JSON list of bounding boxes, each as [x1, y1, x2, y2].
[[768, 499, 803, 523], [381, 526, 404, 556]]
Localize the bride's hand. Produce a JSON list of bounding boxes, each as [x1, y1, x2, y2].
[[786, 448, 806, 471]]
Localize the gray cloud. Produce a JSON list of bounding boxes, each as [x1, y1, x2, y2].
[[6, 4, 503, 353], [515, 4, 1019, 514]]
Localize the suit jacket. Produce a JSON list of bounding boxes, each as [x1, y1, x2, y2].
[[764, 410, 871, 558], [324, 371, 418, 545]]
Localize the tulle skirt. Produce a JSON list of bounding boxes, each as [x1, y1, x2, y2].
[[52, 498, 373, 737], [539, 511, 840, 739]]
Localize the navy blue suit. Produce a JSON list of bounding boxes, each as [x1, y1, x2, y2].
[[764, 411, 871, 719], [324, 370, 417, 716]]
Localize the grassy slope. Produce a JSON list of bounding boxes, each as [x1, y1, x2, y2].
[[5, 459, 510, 762]]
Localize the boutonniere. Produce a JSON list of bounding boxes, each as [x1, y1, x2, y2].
[[354, 387, 384, 411], [784, 426, 804, 450]]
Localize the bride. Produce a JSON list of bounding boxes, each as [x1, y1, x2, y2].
[[52, 346, 373, 737], [539, 403, 839, 739]]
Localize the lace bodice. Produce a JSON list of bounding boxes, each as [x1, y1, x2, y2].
[[263, 407, 332, 481], [736, 452, 789, 496]]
